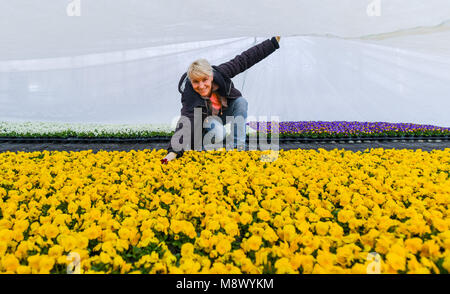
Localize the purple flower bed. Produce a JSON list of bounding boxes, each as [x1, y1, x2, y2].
[[247, 121, 450, 138]]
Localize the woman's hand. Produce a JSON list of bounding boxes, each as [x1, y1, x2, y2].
[[161, 152, 177, 164]]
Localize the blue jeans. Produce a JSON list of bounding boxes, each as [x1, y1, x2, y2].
[[204, 96, 248, 149]]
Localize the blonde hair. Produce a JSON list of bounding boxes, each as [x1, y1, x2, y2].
[[187, 58, 213, 81]]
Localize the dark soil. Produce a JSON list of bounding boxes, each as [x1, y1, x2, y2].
[[1, 140, 448, 154]]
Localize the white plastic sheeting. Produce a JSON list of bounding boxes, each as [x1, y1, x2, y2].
[[1, 0, 450, 127]]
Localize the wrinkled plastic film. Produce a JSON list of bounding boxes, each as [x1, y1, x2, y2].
[[0, 0, 449, 127]]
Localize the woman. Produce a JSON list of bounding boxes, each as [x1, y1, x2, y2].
[[161, 36, 281, 164]]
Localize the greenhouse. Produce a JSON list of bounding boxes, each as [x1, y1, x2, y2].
[[0, 0, 449, 277]]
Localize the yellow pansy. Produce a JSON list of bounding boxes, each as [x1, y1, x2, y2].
[[0, 148, 448, 273], [404, 238, 423, 254], [244, 235, 262, 252], [216, 238, 232, 255], [2, 254, 20, 272], [275, 257, 298, 274], [315, 222, 329, 236], [257, 209, 271, 222], [181, 243, 195, 257], [386, 252, 406, 272]]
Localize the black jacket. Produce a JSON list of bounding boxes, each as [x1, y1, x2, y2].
[[167, 37, 280, 158]]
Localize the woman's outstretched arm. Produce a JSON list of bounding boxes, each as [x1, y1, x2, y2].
[[216, 36, 280, 79]]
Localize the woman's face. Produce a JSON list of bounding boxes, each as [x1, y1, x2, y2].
[[191, 75, 213, 97]]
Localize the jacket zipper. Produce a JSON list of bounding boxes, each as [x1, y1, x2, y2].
[[204, 99, 209, 114]]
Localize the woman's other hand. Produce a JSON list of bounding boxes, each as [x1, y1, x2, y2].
[[161, 152, 177, 164]]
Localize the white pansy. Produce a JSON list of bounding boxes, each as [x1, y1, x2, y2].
[[0, 121, 255, 137]]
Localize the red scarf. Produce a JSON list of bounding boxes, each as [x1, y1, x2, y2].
[[210, 92, 221, 110]]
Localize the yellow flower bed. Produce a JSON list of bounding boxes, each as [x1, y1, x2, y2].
[[0, 148, 449, 274]]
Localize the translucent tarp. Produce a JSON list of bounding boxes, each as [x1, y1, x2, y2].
[[1, 0, 449, 127]]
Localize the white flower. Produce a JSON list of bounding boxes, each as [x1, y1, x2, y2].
[[0, 121, 176, 137]]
